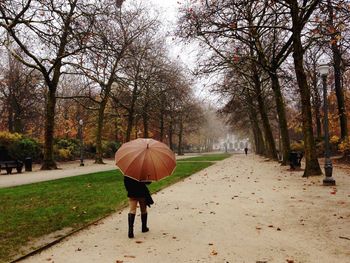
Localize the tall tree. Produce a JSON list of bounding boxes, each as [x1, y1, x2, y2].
[[325, 0, 348, 139], [282, 0, 322, 176], [74, 2, 155, 163], [0, 0, 95, 169]]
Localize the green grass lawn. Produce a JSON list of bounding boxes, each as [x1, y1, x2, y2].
[[177, 153, 231, 162], [0, 154, 230, 262]]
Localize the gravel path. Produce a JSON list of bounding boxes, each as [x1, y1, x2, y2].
[[18, 154, 350, 263]]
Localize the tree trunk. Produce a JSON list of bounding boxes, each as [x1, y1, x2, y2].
[[142, 111, 149, 138], [327, 0, 348, 139], [7, 104, 13, 133], [269, 72, 290, 164], [177, 116, 184, 155], [125, 111, 134, 142], [159, 95, 165, 142], [311, 70, 322, 138], [291, 21, 322, 177], [159, 111, 164, 142], [125, 84, 138, 142], [253, 72, 277, 159], [114, 112, 119, 142], [169, 117, 174, 150], [41, 86, 57, 170], [246, 89, 265, 155], [95, 99, 107, 164]]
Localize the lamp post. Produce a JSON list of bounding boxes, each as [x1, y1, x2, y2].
[[78, 119, 84, 167], [318, 62, 335, 186]]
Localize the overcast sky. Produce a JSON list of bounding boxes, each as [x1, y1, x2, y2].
[[148, 0, 222, 106]]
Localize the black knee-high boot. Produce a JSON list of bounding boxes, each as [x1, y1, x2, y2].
[[141, 213, 149, 233], [128, 213, 135, 238]]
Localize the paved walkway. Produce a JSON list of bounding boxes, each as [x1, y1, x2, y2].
[[17, 154, 350, 263]]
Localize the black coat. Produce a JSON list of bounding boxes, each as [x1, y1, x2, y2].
[[124, 176, 154, 206]]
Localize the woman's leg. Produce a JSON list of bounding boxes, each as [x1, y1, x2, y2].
[[129, 198, 138, 214], [138, 198, 149, 232], [139, 198, 147, 214], [128, 198, 137, 238]]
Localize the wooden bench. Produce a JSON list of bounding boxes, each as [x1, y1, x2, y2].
[[0, 160, 23, 174], [0, 146, 24, 174]]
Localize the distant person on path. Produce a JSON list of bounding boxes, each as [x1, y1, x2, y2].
[[124, 176, 153, 238], [244, 147, 248, 155]]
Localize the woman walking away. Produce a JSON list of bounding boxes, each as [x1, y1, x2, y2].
[[124, 176, 154, 238]]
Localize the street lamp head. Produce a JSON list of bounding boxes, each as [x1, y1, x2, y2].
[[79, 119, 84, 126], [318, 62, 330, 76]]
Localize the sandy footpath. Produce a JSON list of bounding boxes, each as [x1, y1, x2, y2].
[[20, 154, 350, 263]]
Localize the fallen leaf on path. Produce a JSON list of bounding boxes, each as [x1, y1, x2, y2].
[[210, 250, 218, 255], [208, 243, 214, 246], [116, 261, 124, 263], [330, 191, 337, 195], [135, 240, 143, 244], [277, 227, 281, 231], [255, 227, 262, 230], [124, 255, 136, 258], [76, 248, 82, 251], [286, 259, 294, 263], [46, 258, 52, 261], [172, 236, 177, 239], [268, 225, 274, 228]]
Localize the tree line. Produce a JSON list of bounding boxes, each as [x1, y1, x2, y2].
[[177, 0, 350, 177], [0, 0, 215, 169]]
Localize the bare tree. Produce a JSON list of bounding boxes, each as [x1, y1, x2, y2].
[[73, 2, 156, 163], [0, 0, 96, 169]]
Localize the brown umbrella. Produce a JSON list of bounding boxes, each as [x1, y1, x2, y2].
[[115, 138, 176, 181]]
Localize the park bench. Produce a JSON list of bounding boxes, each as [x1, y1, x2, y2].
[[289, 151, 303, 170], [0, 147, 23, 174], [0, 160, 23, 174]]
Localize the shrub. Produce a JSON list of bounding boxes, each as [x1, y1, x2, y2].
[[338, 136, 350, 154], [0, 131, 22, 146], [8, 138, 42, 162], [290, 140, 304, 152], [54, 138, 79, 161], [102, 141, 121, 158], [57, 148, 74, 161], [0, 132, 42, 162], [330, 135, 340, 144]]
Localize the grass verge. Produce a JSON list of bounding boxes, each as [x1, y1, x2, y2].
[[177, 153, 231, 162], [0, 154, 230, 262]]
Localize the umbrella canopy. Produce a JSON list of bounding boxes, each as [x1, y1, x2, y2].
[[115, 138, 176, 181]]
